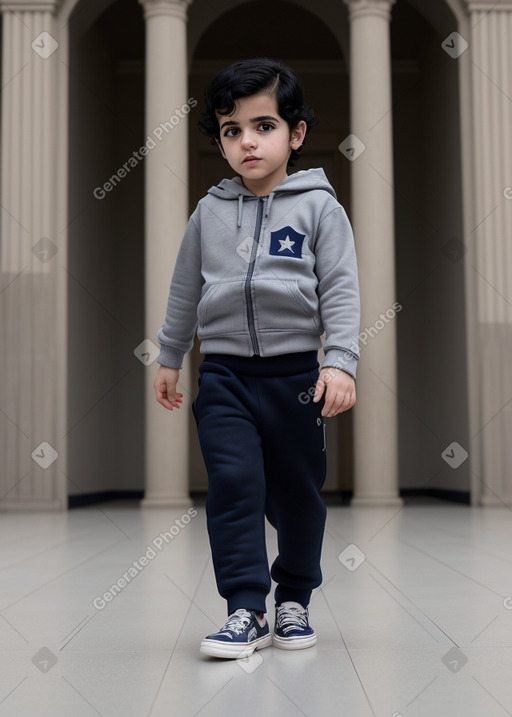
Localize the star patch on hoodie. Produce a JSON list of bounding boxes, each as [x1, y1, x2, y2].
[[269, 226, 305, 259]]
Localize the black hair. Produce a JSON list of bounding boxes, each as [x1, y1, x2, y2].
[[198, 57, 317, 167]]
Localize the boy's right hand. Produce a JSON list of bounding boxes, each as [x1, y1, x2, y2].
[[153, 365, 184, 411]]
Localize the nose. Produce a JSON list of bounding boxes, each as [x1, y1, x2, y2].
[[240, 129, 257, 150]]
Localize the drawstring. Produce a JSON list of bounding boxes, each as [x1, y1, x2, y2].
[[237, 191, 275, 226], [237, 194, 244, 227], [266, 193, 275, 218]]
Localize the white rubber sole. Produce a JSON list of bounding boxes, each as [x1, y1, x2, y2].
[[200, 633, 272, 659], [272, 632, 317, 650]]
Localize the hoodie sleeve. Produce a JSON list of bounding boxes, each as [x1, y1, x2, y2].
[[314, 203, 361, 379], [155, 211, 203, 369]]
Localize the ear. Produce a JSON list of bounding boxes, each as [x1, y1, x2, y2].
[[215, 137, 227, 160], [290, 120, 307, 150]]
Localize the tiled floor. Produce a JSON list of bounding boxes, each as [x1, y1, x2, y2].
[[1, 498, 512, 717]]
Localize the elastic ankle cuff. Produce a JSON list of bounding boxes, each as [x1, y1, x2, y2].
[[227, 588, 268, 615], [275, 587, 312, 608]]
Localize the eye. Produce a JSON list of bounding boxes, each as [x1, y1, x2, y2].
[[224, 127, 240, 137], [258, 122, 275, 132]]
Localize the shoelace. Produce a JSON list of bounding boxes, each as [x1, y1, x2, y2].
[[219, 609, 252, 635], [277, 605, 308, 629]]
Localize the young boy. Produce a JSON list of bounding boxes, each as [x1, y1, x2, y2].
[[153, 58, 360, 659]]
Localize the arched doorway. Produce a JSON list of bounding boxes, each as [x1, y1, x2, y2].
[[390, 0, 469, 501], [187, 0, 353, 497], [67, 0, 146, 505], [186, 0, 469, 503]]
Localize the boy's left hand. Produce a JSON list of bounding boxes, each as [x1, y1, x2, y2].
[[313, 367, 356, 417]]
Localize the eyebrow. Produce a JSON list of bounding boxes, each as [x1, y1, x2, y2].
[[219, 115, 280, 130]]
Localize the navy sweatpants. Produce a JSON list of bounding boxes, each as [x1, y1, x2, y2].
[[191, 351, 327, 616]]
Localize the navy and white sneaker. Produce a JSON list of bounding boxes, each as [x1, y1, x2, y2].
[[200, 608, 272, 658], [273, 601, 317, 650]]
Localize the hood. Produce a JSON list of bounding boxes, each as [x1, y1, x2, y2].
[[206, 168, 337, 227]]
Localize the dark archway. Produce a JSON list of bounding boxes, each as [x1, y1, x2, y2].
[[391, 0, 469, 500], [67, 0, 146, 505], [187, 0, 354, 498]]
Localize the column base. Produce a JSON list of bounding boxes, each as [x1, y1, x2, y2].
[[350, 494, 403, 508], [0, 500, 65, 511], [141, 495, 193, 509], [480, 494, 512, 508]]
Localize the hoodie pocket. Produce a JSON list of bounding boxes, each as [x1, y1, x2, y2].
[[252, 279, 321, 332], [197, 280, 247, 336]]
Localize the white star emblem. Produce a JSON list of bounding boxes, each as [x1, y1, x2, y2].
[[278, 236, 295, 253]]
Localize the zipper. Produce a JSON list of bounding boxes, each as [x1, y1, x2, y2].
[[245, 196, 266, 355]]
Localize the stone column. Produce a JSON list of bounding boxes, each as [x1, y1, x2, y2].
[[465, 1, 512, 505], [0, 1, 66, 510], [138, 0, 192, 507], [343, 0, 402, 506]]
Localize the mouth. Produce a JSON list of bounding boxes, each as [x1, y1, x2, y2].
[[243, 156, 261, 165]]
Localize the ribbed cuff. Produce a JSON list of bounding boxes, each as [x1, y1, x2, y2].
[[226, 588, 268, 616], [322, 348, 358, 380], [156, 344, 185, 369], [274, 586, 312, 609]]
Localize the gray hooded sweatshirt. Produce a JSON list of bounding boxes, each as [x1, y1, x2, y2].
[[156, 167, 361, 378]]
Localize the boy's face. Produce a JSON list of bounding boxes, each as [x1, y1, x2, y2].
[[215, 92, 306, 196]]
